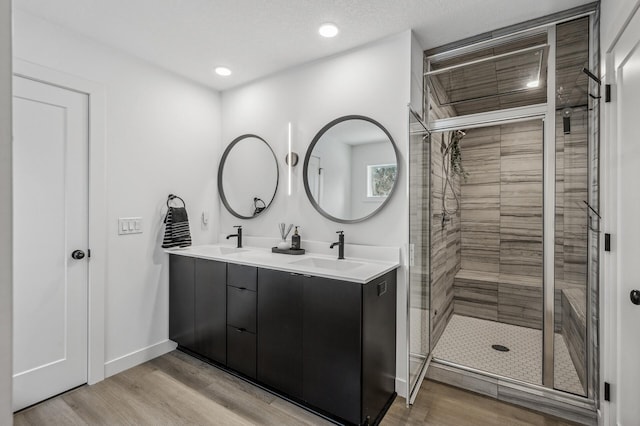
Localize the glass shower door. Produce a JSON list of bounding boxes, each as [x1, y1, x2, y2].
[[407, 109, 431, 403]]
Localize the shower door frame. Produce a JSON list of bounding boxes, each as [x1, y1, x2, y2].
[[420, 6, 600, 412], [427, 109, 552, 380], [406, 107, 432, 405]]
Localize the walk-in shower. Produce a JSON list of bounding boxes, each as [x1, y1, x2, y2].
[[408, 7, 599, 424]]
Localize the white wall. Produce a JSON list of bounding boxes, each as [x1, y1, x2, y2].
[[13, 10, 221, 374], [0, 0, 12, 422], [601, 0, 640, 53], [410, 32, 425, 118], [221, 31, 413, 395]]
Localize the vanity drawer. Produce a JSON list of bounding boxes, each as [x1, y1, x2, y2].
[[227, 285, 256, 333], [227, 325, 256, 378], [227, 263, 257, 291]]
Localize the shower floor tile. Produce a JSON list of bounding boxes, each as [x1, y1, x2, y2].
[[432, 314, 584, 395]]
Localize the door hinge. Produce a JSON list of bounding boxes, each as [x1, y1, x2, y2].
[[604, 382, 611, 401], [604, 234, 611, 252], [605, 84, 611, 102], [87, 249, 91, 258]]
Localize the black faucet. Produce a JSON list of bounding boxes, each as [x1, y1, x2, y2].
[[330, 231, 345, 260], [226, 225, 243, 248]]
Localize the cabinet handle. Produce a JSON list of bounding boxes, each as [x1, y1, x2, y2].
[[238, 287, 247, 290], [378, 281, 387, 296], [235, 327, 246, 333]]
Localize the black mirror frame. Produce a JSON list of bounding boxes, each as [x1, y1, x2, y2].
[[218, 134, 280, 220], [303, 115, 400, 224]]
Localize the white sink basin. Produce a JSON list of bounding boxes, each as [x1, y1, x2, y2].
[[191, 245, 247, 256], [290, 257, 364, 271], [226, 250, 274, 262]]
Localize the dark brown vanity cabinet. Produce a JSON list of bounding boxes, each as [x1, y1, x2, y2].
[[169, 256, 226, 363], [194, 259, 227, 364], [257, 269, 304, 399], [170, 254, 397, 425], [257, 269, 397, 425], [302, 275, 363, 423], [303, 272, 397, 425], [169, 255, 196, 351]]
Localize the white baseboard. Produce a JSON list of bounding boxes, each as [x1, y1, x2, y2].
[[395, 377, 407, 398], [104, 340, 177, 378]]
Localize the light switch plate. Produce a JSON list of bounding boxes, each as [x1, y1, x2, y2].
[[118, 217, 143, 235]]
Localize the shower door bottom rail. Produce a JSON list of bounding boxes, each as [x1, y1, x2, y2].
[[428, 359, 597, 424], [408, 353, 432, 406]]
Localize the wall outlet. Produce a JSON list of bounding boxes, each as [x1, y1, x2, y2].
[[118, 217, 142, 235]]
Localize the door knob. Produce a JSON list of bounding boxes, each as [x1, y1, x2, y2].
[[630, 290, 640, 306], [71, 250, 86, 260]]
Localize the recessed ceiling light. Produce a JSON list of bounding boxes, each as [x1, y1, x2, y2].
[[526, 80, 540, 88], [215, 67, 232, 77], [319, 23, 339, 38]]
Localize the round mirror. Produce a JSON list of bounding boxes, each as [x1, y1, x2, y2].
[[303, 115, 400, 223], [218, 134, 279, 219]]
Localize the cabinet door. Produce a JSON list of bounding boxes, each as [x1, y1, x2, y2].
[[303, 276, 362, 424], [362, 271, 397, 423], [257, 269, 303, 399], [227, 326, 256, 378], [169, 255, 195, 350], [194, 259, 226, 364]]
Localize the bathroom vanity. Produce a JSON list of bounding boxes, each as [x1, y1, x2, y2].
[[168, 245, 398, 425]]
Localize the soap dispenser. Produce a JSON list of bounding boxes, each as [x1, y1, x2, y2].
[[291, 226, 301, 250]]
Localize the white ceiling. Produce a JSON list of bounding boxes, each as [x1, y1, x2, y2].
[[14, 0, 593, 91]]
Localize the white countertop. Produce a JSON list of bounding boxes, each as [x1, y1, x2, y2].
[[165, 243, 400, 284]]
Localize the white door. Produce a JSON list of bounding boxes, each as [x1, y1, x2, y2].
[[609, 9, 640, 425], [12, 76, 89, 411]]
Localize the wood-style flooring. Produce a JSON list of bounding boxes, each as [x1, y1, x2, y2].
[[14, 350, 578, 426]]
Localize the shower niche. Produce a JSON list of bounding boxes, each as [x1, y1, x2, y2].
[[408, 10, 599, 423]]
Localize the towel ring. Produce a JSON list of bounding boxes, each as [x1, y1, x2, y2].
[[253, 197, 266, 216], [167, 194, 186, 208]]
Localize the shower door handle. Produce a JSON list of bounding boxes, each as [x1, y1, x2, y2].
[[630, 290, 640, 306]]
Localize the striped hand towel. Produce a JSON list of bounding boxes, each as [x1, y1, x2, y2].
[[162, 206, 192, 248]]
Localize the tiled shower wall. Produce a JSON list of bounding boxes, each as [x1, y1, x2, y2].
[[429, 98, 461, 348], [454, 121, 545, 330], [460, 121, 544, 277]]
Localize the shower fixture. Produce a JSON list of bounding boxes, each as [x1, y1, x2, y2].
[[582, 67, 601, 85], [440, 129, 467, 223], [562, 108, 572, 134]]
